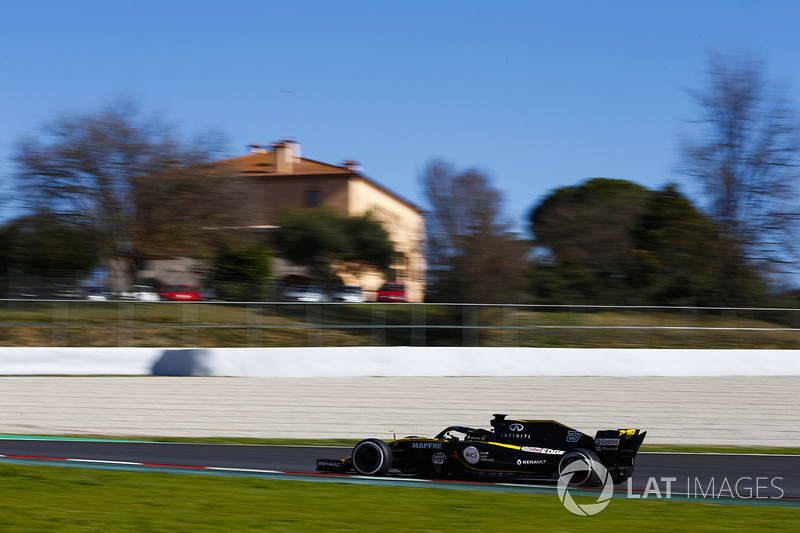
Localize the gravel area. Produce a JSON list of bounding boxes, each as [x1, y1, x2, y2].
[[0, 376, 797, 446]]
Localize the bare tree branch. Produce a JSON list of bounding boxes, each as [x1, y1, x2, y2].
[[679, 54, 800, 274], [13, 97, 238, 268], [421, 159, 527, 303]]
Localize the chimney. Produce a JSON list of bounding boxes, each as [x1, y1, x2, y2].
[[248, 143, 267, 154], [342, 159, 362, 172], [273, 139, 300, 173], [287, 139, 300, 159]]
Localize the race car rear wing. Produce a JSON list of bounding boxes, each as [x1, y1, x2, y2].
[[593, 429, 646, 464]]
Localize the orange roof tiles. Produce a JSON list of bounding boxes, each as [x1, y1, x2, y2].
[[215, 151, 352, 177], [202, 144, 422, 214]]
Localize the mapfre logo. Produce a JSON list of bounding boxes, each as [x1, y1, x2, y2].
[[509, 423, 525, 432]]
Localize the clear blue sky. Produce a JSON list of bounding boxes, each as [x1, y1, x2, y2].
[[2, 0, 799, 232]]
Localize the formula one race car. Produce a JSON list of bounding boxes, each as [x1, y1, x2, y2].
[[317, 414, 646, 486]]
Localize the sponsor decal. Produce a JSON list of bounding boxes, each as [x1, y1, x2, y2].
[[595, 438, 621, 446], [317, 460, 342, 467], [499, 433, 531, 440], [566, 430, 582, 443], [517, 459, 547, 465], [619, 429, 637, 436], [462, 446, 480, 464], [431, 452, 447, 465], [412, 442, 442, 449], [521, 447, 564, 455], [509, 423, 525, 432]]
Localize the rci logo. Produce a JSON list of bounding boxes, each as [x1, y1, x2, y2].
[[509, 423, 525, 432], [462, 446, 480, 465], [556, 458, 614, 516]]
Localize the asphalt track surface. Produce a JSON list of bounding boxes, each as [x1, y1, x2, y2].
[[0, 439, 797, 503]]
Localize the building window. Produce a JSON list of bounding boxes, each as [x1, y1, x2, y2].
[[305, 189, 322, 207]]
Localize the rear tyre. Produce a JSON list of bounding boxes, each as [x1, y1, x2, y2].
[[351, 438, 393, 476], [558, 449, 605, 488]]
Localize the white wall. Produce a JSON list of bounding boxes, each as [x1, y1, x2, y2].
[[0, 348, 162, 375], [1, 347, 799, 377]]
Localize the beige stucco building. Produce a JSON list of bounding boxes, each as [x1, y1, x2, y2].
[[213, 140, 426, 302]]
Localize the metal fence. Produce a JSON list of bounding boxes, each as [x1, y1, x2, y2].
[[2, 300, 800, 348]]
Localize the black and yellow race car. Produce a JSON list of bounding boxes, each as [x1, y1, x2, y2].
[[317, 414, 645, 486]]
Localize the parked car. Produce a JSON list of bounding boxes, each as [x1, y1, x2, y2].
[[281, 285, 328, 302], [50, 284, 85, 299], [376, 282, 406, 302], [330, 285, 364, 303], [201, 289, 224, 302], [84, 286, 114, 301], [119, 285, 160, 301], [158, 285, 204, 301]]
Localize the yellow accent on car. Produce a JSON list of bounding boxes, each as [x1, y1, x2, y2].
[[487, 442, 521, 450]]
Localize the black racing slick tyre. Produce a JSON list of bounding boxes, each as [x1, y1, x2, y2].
[[558, 449, 605, 488], [351, 439, 393, 476]]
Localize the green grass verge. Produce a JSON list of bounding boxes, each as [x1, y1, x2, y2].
[[0, 463, 796, 532], [3, 301, 800, 347]]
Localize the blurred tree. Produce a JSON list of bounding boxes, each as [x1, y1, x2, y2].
[[529, 178, 653, 302], [275, 208, 394, 283], [0, 212, 100, 278], [528, 178, 769, 305], [12, 98, 243, 273], [421, 160, 528, 303], [212, 245, 273, 301], [338, 213, 396, 278], [678, 54, 800, 277], [132, 168, 252, 261], [629, 184, 719, 304], [630, 184, 765, 305]]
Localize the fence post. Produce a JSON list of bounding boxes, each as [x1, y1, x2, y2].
[[462, 305, 479, 347], [182, 302, 199, 347], [411, 303, 426, 346], [247, 302, 261, 347], [306, 303, 323, 346], [372, 304, 386, 346]]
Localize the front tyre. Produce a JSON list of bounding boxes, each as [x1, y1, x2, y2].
[[351, 438, 393, 476]]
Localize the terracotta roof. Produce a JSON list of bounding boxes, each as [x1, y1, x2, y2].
[[214, 151, 352, 177], [204, 144, 423, 214]]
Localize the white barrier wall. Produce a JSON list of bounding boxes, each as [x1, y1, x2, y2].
[[0, 348, 163, 375], [1, 347, 800, 377]]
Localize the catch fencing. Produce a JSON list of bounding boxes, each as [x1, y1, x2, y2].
[[2, 300, 800, 348]]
